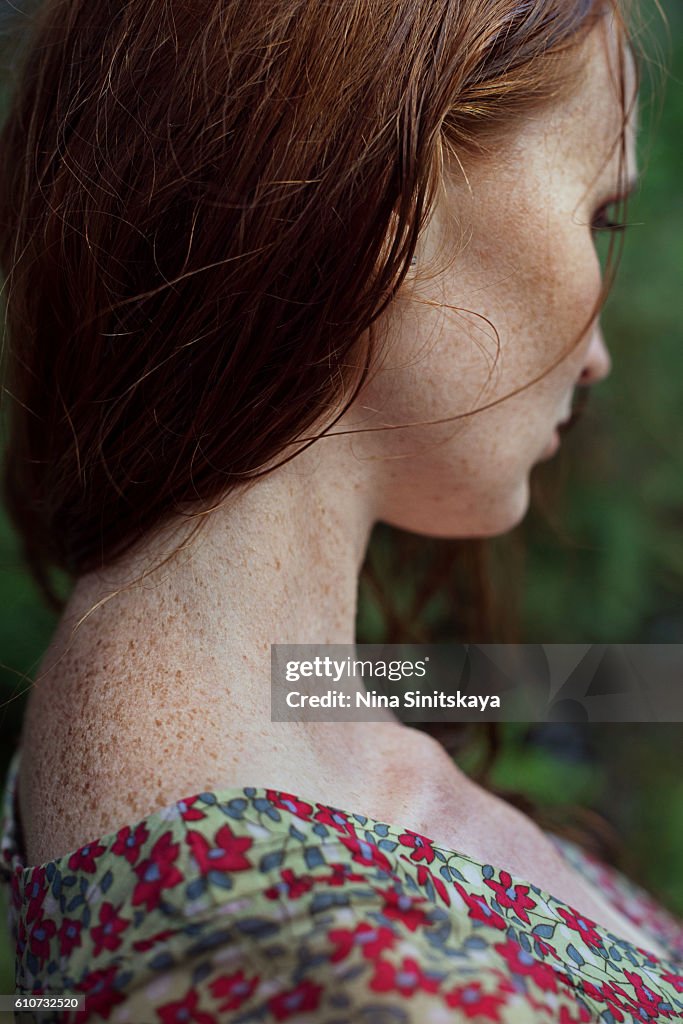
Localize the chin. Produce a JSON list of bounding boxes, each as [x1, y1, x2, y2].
[[381, 477, 531, 540]]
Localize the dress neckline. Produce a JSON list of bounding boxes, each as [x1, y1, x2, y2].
[[2, 748, 679, 969]]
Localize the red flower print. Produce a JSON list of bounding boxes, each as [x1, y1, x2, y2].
[[485, 870, 537, 924], [177, 796, 207, 821], [320, 862, 365, 887], [397, 829, 436, 864], [557, 907, 603, 948], [265, 791, 314, 820], [157, 988, 216, 1024], [91, 902, 130, 957], [532, 935, 560, 961], [605, 992, 661, 1022], [67, 841, 107, 874], [209, 970, 259, 1012], [339, 834, 393, 873], [328, 922, 396, 963], [133, 831, 183, 911], [186, 824, 253, 875], [58, 917, 82, 957], [453, 882, 506, 931], [28, 916, 56, 961], [495, 938, 558, 993], [25, 868, 48, 925], [411, 862, 452, 907], [112, 822, 149, 864], [661, 971, 683, 994], [444, 980, 509, 1020], [623, 971, 671, 1020], [559, 1004, 592, 1023], [379, 886, 432, 932], [267, 979, 322, 1021], [77, 965, 125, 1019], [132, 927, 177, 953], [264, 868, 315, 900], [370, 956, 441, 997], [581, 980, 627, 1023], [314, 805, 356, 837], [580, 980, 606, 1003]]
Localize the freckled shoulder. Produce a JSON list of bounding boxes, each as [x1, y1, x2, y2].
[[17, 616, 238, 865]]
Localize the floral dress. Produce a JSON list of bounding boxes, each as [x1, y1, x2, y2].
[[1, 748, 683, 1024]]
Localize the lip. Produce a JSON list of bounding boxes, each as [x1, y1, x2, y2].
[[538, 403, 581, 461], [557, 388, 591, 436]]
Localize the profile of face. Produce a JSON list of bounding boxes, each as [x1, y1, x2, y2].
[[344, 15, 638, 539]]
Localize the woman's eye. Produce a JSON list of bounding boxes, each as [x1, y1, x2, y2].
[[591, 202, 628, 234]]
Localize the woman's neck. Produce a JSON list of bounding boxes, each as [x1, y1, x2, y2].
[[70, 435, 375, 647], [27, 437, 405, 820]]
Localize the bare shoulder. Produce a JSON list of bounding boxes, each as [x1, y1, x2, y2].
[[17, 613, 239, 865]]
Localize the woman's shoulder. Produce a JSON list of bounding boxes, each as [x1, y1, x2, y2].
[[15, 614, 250, 864]]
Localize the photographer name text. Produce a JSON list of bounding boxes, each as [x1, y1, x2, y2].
[[285, 690, 500, 710]]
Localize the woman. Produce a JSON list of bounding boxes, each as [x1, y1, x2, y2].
[[0, 0, 681, 1020]]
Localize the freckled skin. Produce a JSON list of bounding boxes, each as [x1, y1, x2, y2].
[[17, 17, 659, 957]]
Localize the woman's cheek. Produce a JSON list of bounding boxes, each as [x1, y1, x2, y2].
[[530, 228, 605, 369], [566, 229, 604, 321]]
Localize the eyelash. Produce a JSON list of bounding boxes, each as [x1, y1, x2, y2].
[[591, 202, 629, 234]]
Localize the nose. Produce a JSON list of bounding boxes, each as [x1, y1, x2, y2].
[[578, 322, 611, 385]]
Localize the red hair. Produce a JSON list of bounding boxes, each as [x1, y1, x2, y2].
[[0, 0, 629, 609]]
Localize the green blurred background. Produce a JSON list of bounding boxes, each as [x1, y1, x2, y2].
[[0, 0, 681, 993]]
